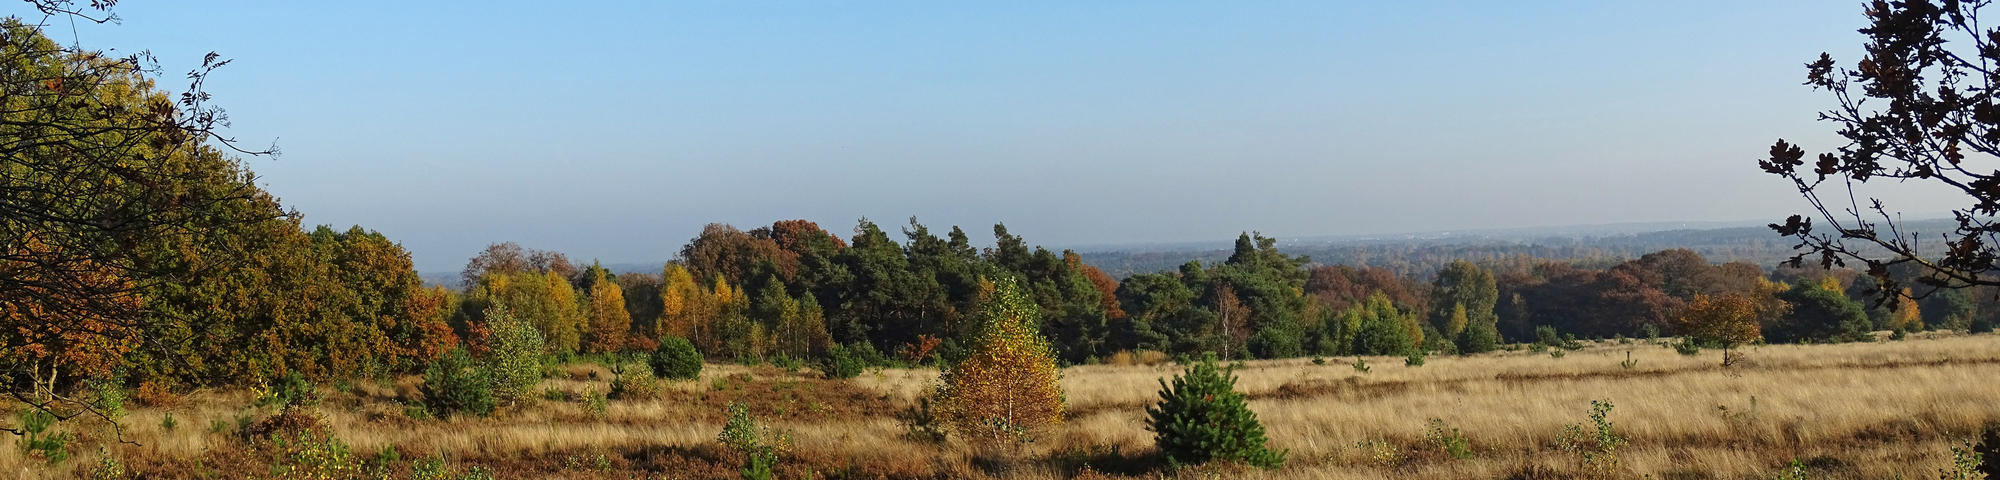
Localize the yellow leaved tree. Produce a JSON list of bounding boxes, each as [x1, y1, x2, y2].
[[935, 277, 1065, 448]]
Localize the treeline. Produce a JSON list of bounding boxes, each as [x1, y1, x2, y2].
[[1081, 220, 1956, 279], [69, 209, 2000, 396]]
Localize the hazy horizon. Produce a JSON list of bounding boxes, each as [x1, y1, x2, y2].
[[50, 1, 1973, 271]]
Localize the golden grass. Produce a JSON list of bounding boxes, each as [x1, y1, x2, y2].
[[3, 335, 1998, 478]]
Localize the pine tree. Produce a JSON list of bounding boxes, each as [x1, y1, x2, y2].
[[1146, 352, 1285, 468]]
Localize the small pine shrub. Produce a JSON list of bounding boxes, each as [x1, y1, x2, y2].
[[161, 413, 178, 432], [1619, 351, 1639, 370], [1457, 321, 1500, 355], [1674, 337, 1702, 356], [822, 343, 866, 379], [1549, 350, 1566, 359], [16, 409, 70, 464], [651, 336, 704, 380], [1425, 418, 1473, 460], [422, 348, 496, 418], [898, 396, 948, 444], [1310, 356, 1326, 366], [1404, 351, 1426, 367], [1352, 357, 1371, 373], [1145, 352, 1285, 469]]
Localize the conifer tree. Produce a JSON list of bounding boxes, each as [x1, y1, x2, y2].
[[1146, 352, 1285, 468]]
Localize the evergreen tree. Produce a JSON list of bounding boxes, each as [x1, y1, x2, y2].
[[1146, 352, 1285, 468]]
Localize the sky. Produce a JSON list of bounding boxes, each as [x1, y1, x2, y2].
[[34, 1, 1967, 271]]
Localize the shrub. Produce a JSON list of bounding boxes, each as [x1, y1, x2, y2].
[[1943, 439, 1984, 480], [581, 388, 607, 419], [607, 364, 661, 400], [1146, 352, 1284, 468], [898, 396, 948, 444], [88, 448, 125, 480], [1674, 337, 1702, 356], [1456, 321, 1499, 355], [1535, 325, 1584, 350], [1404, 350, 1426, 367], [16, 409, 70, 464], [1425, 418, 1473, 460], [1352, 357, 1371, 373], [422, 348, 495, 418], [89, 378, 127, 421], [821, 343, 866, 379], [1557, 399, 1625, 477], [256, 372, 320, 410], [651, 336, 704, 381], [719, 402, 788, 480], [132, 381, 179, 408], [266, 429, 360, 480]]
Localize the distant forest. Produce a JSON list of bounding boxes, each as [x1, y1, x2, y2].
[[1079, 219, 1958, 280]]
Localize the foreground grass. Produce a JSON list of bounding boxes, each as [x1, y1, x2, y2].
[[5, 334, 1998, 479]]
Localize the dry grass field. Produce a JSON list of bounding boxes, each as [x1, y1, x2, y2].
[[6, 334, 2000, 479]]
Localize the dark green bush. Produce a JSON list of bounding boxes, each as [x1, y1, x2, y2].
[[1673, 337, 1701, 356], [822, 343, 865, 379], [1456, 321, 1499, 355], [1145, 352, 1285, 468], [16, 409, 69, 464], [256, 372, 320, 410], [650, 336, 704, 381], [421, 348, 495, 418]]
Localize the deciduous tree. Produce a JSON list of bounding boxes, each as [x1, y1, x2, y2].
[[936, 279, 1064, 446]]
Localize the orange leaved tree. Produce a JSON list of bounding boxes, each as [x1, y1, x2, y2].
[[1674, 293, 1769, 366], [935, 277, 1065, 447]]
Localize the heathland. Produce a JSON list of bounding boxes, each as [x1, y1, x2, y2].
[[4, 332, 1996, 479]]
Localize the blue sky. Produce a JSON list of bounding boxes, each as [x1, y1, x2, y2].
[[38, 1, 1953, 271]]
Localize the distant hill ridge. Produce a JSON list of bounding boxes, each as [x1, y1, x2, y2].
[[420, 218, 1959, 286]]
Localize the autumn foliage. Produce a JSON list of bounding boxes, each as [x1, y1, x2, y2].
[[935, 278, 1065, 445], [1674, 293, 1766, 354]]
